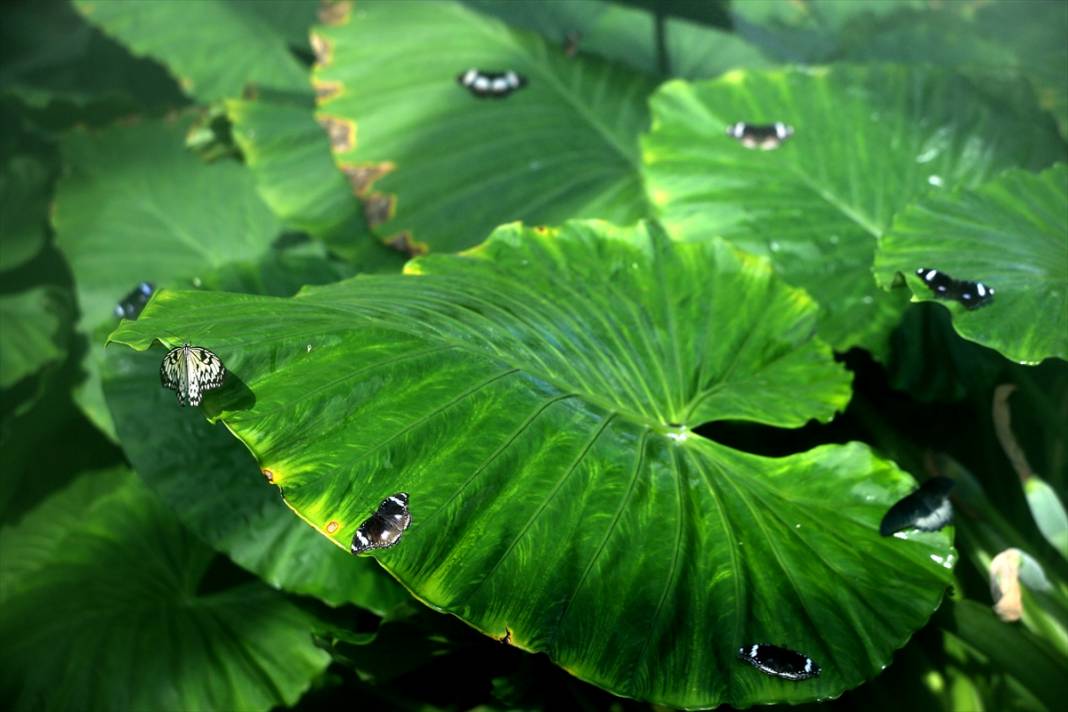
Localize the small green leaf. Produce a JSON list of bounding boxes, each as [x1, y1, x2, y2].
[[875, 164, 1068, 364], [642, 65, 1064, 355], [73, 0, 314, 101], [1024, 478, 1068, 560], [0, 287, 69, 389], [0, 467, 330, 711], [112, 220, 955, 708], [312, 0, 653, 252]]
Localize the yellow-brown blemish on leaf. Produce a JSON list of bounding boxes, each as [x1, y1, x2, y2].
[[533, 225, 549, 234], [310, 32, 334, 68], [261, 469, 275, 483], [340, 161, 395, 196], [384, 232, 428, 257], [178, 76, 195, 93], [361, 192, 395, 228], [499, 628, 512, 645], [316, 115, 355, 153], [241, 83, 259, 100], [318, 0, 352, 26], [313, 79, 342, 103], [325, 520, 341, 534]]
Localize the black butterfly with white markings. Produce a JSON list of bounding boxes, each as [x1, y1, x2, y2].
[[160, 343, 226, 407], [726, 122, 794, 150], [351, 492, 411, 555], [880, 476, 955, 536], [457, 69, 527, 98], [114, 281, 154, 320], [915, 268, 995, 309], [738, 643, 820, 681]]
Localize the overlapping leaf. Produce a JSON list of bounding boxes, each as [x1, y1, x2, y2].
[[74, 0, 314, 102], [312, 0, 652, 252], [112, 220, 955, 708], [641, 65, 1065, 355], [0, 467, 330, 711], [0, 287, 69, 389], [875, 164, 1067, 364], [226, 98, 402, 270]]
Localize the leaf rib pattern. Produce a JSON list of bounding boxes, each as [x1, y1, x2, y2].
[[111, 220, 955, 708]]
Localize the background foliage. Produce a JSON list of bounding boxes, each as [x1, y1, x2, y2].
[[1, 0, 1066, 710]]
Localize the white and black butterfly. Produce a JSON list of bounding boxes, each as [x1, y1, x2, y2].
[[457, 69, 527, 98], [727, 122, 794, 150], [114, 281, 154, 320], [160, 343, 226, 407], [880, 476, 955, 536], [351, 493, 411, 555], [738, 643, 820, 681], [915, 268, 995, 309]]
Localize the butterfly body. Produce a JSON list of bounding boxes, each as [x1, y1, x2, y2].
[[727, 122, 794, 150], [457, 69, 527, 98], [351, 493, 411, 554], [160, 344, 226, 407], [114, 281, 154, 319], [738, 643, 820, 680], [915, 268, 995, 309]]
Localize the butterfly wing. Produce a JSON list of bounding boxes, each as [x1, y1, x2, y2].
[[351, 493, 411, 555], [160, 347, 184, 399], [184, 347, 226, 406]]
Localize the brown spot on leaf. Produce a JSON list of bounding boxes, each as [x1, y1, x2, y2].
[[241, 83, 259, 100], [361, 192, 395, 228], [385, 232, 428, 257], [325, 520, 340, 534], [262, 469, 275, 483], [564, 31, 582, 57], [310, 32, 333, 68], [317, 115, 355, 153], [499, 628, 512, 645], [340, 161, 395, 196], [313, 80, 342, 102], [318, 0, 352, 26]]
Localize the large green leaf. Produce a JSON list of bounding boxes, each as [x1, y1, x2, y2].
[[641, 65, 1065, 356], [464, 0, 770, 79], [74, 0, 314, 102], [0, 467, 330, 711], [874, 164, 1068, 364], [0, 154, 51, 271], [312, 0, 652, 252], [53, 116, 281, 437], [111, 220, 956, 708], [0, 287, 69, 389], [101, 345, 410, 613]]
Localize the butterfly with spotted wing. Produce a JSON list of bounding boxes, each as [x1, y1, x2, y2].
[[160, 343, 226, 407]]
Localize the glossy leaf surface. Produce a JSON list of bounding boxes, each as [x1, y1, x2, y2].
[[642, 65, 1064, 355], [0, 467, 330, 711], [875, 164, 1067, 364], [112, 220, 955, 707], [312, 0, 652, 252]]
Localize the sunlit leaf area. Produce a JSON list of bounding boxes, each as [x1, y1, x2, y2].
[[2, 1, 1066, 710]]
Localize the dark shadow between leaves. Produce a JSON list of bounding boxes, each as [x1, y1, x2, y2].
[[202, 371, 256, 415]]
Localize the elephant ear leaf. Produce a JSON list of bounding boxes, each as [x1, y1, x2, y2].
[[111, 219, 954, 708]]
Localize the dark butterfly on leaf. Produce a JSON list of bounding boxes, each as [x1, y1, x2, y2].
[[160, 343, 226, 407], [738, 643, 820, 681], [457, 69, 527, 98], [915, 268, 995, 309], [880, 476, 955, 536], [114, 281, 154, 320], [726, 122, 794, 150], [351, 493, 411, 555]]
